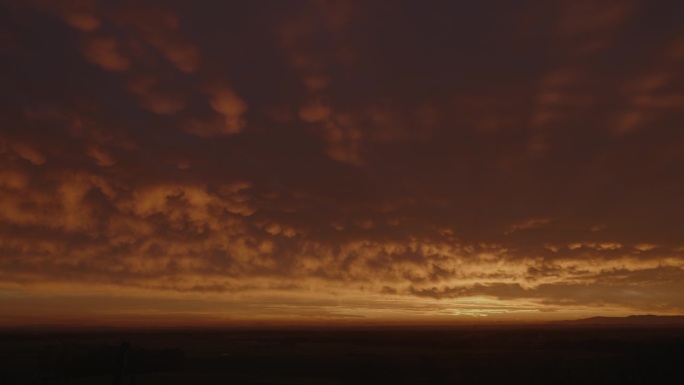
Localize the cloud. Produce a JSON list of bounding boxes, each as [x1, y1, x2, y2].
[[81, 36, 130, 72], [85, 145, 116, 167], [113, 3, 200, 73], [1, 0, 683, 325], [126, 74, 186, 115], [276, 0, 363, 164], [206, 86, 248, 133], [505, 218, 552, 234], [57, 0, 101, 32], [298, 100, 332, 123], [11, 143, 46, 165], [555, 0, 635, 54]]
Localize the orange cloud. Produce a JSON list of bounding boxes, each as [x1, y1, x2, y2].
[[2, 0, 684, 325], [126, 75, 186, 115], [85, 145, 115, 167], [81, 36, 130, 72], [556, 0, 635, 54], [11, 142, 46, 165], [298, 100, 332, 123], [113, 4, 200, 73], [58, 0, 100, 31], [189, 85, 249, 135]]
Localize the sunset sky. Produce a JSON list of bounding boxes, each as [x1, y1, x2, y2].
[[1, 0, 683, 326]]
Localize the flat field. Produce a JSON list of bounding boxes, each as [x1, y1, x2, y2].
[[1, 325, 683, 384]]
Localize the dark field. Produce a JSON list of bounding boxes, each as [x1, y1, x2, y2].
[[2, 325, 684, 384]]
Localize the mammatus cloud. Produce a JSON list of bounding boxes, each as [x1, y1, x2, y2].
[[112, 2, 201, 73], [10, 143, 46, 165], [197, 85, 248, 136], [0, 0, 683, 325], [555, 0, 636, 54], [125, 74, 186, 115], [81, 35, 130, 71]]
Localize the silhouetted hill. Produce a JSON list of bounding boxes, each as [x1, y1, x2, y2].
[[553, 315, 684, 326]]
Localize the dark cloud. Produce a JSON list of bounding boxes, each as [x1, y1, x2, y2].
[[0, 0, 683, 324]]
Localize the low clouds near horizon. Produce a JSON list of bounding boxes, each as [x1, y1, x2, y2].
[[1, 0, 683, 325]]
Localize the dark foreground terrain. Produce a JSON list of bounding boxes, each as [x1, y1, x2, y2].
[[1, 325, 683, 384]]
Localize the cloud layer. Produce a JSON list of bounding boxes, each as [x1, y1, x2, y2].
[[0, 0, 683, 325]]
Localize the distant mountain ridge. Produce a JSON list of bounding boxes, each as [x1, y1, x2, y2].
[[554, 315, 684, 325]]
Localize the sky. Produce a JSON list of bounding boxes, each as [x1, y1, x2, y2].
[[0, 0, 683, 326]]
